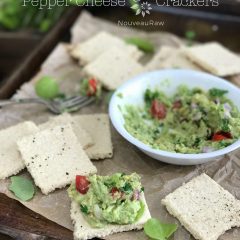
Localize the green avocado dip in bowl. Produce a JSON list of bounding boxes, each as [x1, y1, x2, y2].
[[109, 70, 240, 165], [124, 86, 240, 154]]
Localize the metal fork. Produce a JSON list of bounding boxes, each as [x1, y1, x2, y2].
[[0, 96, 95, 114]]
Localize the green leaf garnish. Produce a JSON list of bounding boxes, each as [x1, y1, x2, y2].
[[9, 176, 35, 201], [80, 78, 90, 96], [221, 118, 230, 132], [80, 204, 89, 214], [185, 30, 196, 40], [185, 31, 196, 46], [121, 182, 133, 192], [144, 218, 178, 240], [209, 88, 228, 97], [125, 37, 155, 53]]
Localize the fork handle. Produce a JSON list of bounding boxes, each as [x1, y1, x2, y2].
[[0, 98, 47, 108]]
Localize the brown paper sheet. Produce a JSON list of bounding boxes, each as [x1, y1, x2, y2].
[[0, 10, 240, 240]]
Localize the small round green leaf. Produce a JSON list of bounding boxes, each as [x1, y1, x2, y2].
[[144, 218, 178, 240], [35, 76, 60, 100], [9, 176, 35, 201]]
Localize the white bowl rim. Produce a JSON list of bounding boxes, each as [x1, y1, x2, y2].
[[109, 69, 240, 161]]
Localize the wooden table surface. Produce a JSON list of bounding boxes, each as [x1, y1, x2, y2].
[[0, 193, 73, 240]]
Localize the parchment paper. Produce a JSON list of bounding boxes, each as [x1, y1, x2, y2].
[[0, 11, 240, 240]]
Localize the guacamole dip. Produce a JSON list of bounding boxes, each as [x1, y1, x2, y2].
[[68, 173, 145, 228], [123, 85, 240, 154]]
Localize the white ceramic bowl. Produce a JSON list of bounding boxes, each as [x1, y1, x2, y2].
[[109, 69, 240, 165]]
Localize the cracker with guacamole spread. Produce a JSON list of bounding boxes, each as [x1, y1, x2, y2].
[[183, 42, 240, 76], [145, 46, 201, 71], [70, 31, 143, 65], [73, 114, 113, 160], [162, 174, 240, 240], [0, 121, 39, 180], [17, 124, 97, 195], [39, 113, 93, 149], [83, 47, 144, 90], [68, 173, 151, 240]]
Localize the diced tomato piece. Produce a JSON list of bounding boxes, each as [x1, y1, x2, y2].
[[224, 132, 232, 139], [87, 78, 97, 96], [110, 187, 119, 196], [212, 131, 232, 141], [172, 100, 182, 109], [151, 100, 167, 119], [212, 134, 226, 141], [76, 175, 90, 194], [110, 187, 125, 198]]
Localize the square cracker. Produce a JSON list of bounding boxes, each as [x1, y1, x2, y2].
[[73, 114, 113, 160], [162, 173, 240, 240], [183, 42, 240, 76], [0, 121, 39, 180], [145, 46, 201, 71], [71, 193, 151, 240], [83, 47, 144, 90], [70, 31, 143, 65], [39, 113, 93, 149], [17, 124, 97, 195], [145, 46, 176, 71]]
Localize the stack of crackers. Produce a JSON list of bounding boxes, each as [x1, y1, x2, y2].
[[0, 113, 113, 194], [70, 31, 240, 91], [69, 31, 145, 90]]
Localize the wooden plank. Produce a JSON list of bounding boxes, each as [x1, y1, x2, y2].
[[0, 193, 73, 240]]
